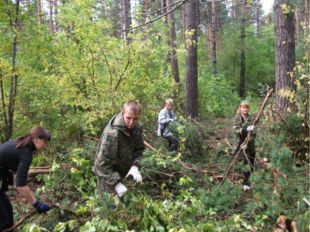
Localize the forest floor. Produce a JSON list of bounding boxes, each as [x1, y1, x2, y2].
[[6, 117, 310, 231]]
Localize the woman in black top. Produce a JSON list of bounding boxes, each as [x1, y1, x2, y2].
[[0, 127, 51, 231]]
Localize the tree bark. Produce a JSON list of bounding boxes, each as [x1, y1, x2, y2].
[[120, 0, 132, 44], [144, 0, 149, 23], [7, 0, 20, 141], [167, 0, 180, 83], [185, 0, 198, 119], [232, 0, 237, 22], [239, 0, 246, 99], [36, 0, 43, 24], [110, 0, 121, 37], [256, 0, 260, 37], [274, 0, 296, 113], [54, 0, 58, 32], [49, 0, 54, 34], [211, 0, 217, 75], [0, 63, 7, 143]]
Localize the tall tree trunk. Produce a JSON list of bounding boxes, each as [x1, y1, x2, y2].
[[120, 0, 132, 44], [239, 0, 246, 99], [36, 0, 43, 24], [182, 3, 187, 41], [110, 0, 121, 37], [274, 0, 296, 113], [232, 0, 237, 22], [7, 0, 20, 141], [54, 0, 58, 32], [49, 0, 54, 34], [185, 0, 198, 119], [144, 0, 149, 23], [211, 0, 217, 75], [304, 0, 309, 139], [256, 0, 260, 37], [167, 0, 180, 83], [0, 63, 7, 143], [294, 7, 300, 45]]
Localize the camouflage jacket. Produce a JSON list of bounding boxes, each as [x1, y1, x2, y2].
[[232, 113, 256, 149], [93, 113, 145, 192]]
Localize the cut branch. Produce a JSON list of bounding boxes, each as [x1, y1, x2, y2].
[[3, 210, 37, 232]]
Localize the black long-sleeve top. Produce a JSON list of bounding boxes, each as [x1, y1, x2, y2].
[[0, 140, 35, 187]]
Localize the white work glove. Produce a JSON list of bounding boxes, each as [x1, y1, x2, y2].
[[125, 165, 142, 183], [169, 118, 174, 122], [247, 125, 255, 132], [114, 182, 128, 197]]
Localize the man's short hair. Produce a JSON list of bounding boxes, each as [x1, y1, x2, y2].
[[123, 100, 141, 115], [165, 98, 174, 104], [240, 100, 250, 107]]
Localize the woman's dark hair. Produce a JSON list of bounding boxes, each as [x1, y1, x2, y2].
[[16, 127, 51, 149]]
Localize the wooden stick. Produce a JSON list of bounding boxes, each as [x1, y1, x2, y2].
[[144, 141, 156, 151], [303, 197, 310, 207], [219, 88, 274, 186], [3, 210, 37, 232], [28, 164, 69, 176]]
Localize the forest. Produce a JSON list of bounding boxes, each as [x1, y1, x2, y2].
[[0, 0, 309, 231]]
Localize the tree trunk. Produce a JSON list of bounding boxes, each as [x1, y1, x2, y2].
[[211, 0, 217, 75], [239, 0, 246, 99], [54, 0, 58, 32], [110, 0, 121, 38], [185, 0, 198, 119], [232, 0, 237, 22], [274, 0, 296, 113], [256, 0, 260, 37], [304, 0, 309, 140], [182, 3, 187, 41], [167, 0, 180, 83], [36, 0, 43, 24], [120, 0, 132, 44], [7, 0, 20, 141], [294, 7, 300, 45], [144, 0, 149, 23], [0, 63, 7, 142], [49, 0, 54, 34]]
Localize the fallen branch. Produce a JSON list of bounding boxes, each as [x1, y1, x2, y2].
[[224, 138, 234, 150], [144, 141, 156, 151], [28, 164, 69, 176], [4, 203, 84, 232], [303, 197, 310, 207], [178, 159, 214, 174], [256, 158, 288, 179], [143, 167, 175, 178], [219, 88, 273, 186], [3, 210, 37, 232]]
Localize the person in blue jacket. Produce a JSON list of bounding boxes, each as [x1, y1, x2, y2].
[[0, 127, 51, 231], [157, 98, 179, 152]]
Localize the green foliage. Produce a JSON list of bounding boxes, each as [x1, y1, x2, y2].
[[0, 1, 308, 231], [198, 74, 240, 118]]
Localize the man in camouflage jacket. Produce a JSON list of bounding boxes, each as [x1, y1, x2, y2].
[[232, 101, 256, 190], [93, 100, 145, 197]]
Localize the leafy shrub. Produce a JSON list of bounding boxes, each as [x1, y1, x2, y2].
[[198, 75, 240, 118]]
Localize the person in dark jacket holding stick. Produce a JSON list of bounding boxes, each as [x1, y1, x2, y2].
[[0, 127, 51, 231], [233, 101, 256, 191]]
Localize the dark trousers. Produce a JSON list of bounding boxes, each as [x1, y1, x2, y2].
[[0, 191, 13, 232], [163, 135, 179, 152], [242, 151, 256, 186]]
